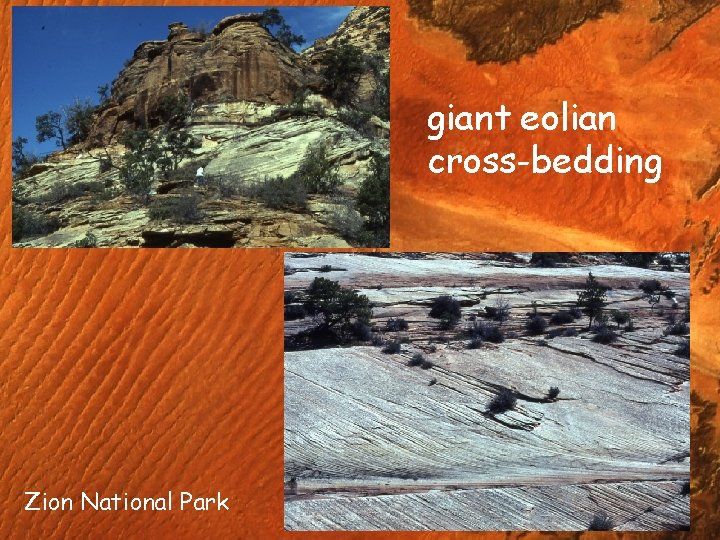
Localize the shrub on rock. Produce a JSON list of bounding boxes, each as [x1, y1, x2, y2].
[[487, 389, 516, 415]]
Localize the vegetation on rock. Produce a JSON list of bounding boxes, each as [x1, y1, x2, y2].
[[577, 272, 608, 329]]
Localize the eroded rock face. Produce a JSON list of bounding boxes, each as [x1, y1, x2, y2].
[[303, 7, 390, 110], [88, 15, 319, 143], [407, 0, 622, 63], [407, 0, 719, 63], [13, 8, 390, 248], [12, 111, 385, 248]]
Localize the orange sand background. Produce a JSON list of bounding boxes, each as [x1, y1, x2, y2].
[[1, 0, 718, 538]]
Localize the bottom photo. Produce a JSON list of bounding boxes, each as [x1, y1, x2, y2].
[[283, 252, 690, 531]]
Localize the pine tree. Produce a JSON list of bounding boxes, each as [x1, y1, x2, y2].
[[577, 271, 608, 329]]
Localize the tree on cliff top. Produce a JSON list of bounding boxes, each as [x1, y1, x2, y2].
[[35, 99, 97, 150], [259, 8, 306, 49]]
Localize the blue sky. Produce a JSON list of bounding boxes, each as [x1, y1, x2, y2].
[[12, 6, 353, 156]]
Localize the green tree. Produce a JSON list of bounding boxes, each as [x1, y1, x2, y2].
[[259, 8, 306, 49], [36, 100, 97, 150], [36, 111, 67, 150], [577, 272, 608, 329], [64, 99, 97, 145], [12, 136, 40, 178], [119, 129, 162, 200], [156, 93, 191, 129], [292, 141, 341, 194], [159, 130, 201, 173], [97, 84, 111, 105], [303, 277, 372, 335], [356, 153, 389, 246], [321, 40, 366, 104]]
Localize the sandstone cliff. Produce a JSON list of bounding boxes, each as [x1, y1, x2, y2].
[[12, 7, 389, 248]]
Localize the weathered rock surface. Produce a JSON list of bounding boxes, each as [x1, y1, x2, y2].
[[12, 8, 389, 248], [304, 7, 390, 110], [284, 253, 689, 530], [88, 15, 317, 143], [407, 0, 719, 63]]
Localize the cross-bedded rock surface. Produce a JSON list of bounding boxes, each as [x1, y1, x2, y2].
[[284, 253, 690, 530]]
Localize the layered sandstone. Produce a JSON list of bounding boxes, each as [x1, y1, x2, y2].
[[88, 15, 319, 144], [13, 7, 390, 248], [284, 253, 690, 531]]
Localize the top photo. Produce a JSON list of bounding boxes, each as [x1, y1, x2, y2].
[[11, 6, 390, 248]]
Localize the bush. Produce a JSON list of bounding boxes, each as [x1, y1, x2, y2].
[[327, 199, 364, 242], [481, 324, 504, 343], [407, 353, 422, 366], [36, 180, 103, 205], [207, 175, 240, 198], [382, 340, 401, 354], [487, 389, 516, 414], [549, 310, 575, 325], [588, 511, 614, 531], [12, 136, 42, 178], [319, 265, 332, 272], [337, 108, 373, 136], [291, 142, 341, 194], [12, 205, 61, 242], [252, 175, 308, 210], [467, 337, 483, 349], [665, 322, 689, 336], [490, 298, 511, 323], [64, 98, 97, 145], [675, 340, 690, 358], [526, 315, 547, 335], [430, 295, 462, 322], [620, 253, 657, 268], [356, 153, 390, 247], [639, 279, 663, 294], [148, 193, 203, 223], [70, 231, 98, 248], [304, 277, 372, 338], [592, 324, 618, 344], [321, 40, 366, 104], [119, 129, 161, 200], [529, 252, 571, 267], [547, 386, 560, 400], [155, 93, 191, 128], [467, 321, 504, 343], [611, 309, 632, 328], [284, 304, 306, 321], [351, 320, 372, 341], [386, 318, 409, 332]]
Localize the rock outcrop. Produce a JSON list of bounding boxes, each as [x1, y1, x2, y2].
[[407, 0, 719, 63], [89, 15, 319, 143], [12, 7, 390, 248], [304, 7, 390, 111], [284, 253, 690, 531]]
